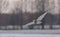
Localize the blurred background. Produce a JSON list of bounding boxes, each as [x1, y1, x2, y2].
[[0, 0, 60, 30]]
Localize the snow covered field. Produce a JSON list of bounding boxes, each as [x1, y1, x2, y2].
[[0, 30, 60, 34]]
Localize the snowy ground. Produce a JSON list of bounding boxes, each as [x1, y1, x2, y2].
[[0, 30, 60, 34], [0, 25, 60, 34]]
